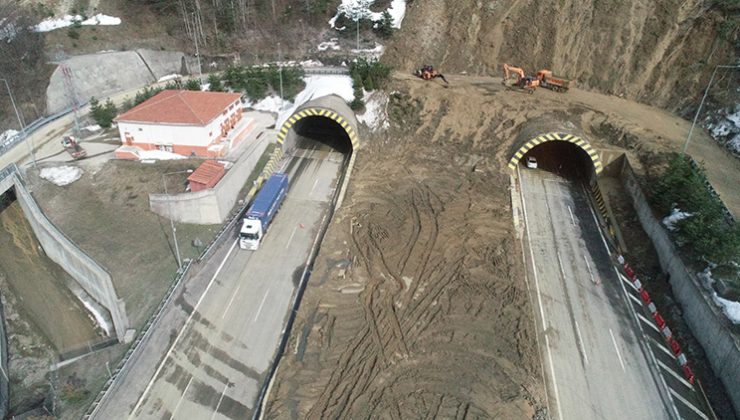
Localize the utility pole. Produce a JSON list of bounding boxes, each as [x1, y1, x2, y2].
[[1, 78, 36, 168], [278, 42, 284, 110], [162, 169, 193, 270], [682, 64, 740, 155], [192, 12, 203, 84]]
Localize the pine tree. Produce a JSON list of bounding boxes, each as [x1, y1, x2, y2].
[[208, 74, 224, 92], [185, 78, 201, 91]]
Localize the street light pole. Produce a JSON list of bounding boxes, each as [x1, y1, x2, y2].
[[191, 12, 203, 84], [682, 64, 740, 155], [162, 169, 193, 270], [1, 78, 37, 168], [278, 42, 284, 109]]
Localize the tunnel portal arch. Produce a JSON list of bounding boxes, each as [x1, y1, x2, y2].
[[277, 107, 359, 152], [508, 132, 603, 175]]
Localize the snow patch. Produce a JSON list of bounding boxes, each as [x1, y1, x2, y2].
[[245, 95, 290, 114], [74, 287, 113, 336], [351, 43, 385, 58], [83, 124, 101, 132], [277, 75, 354, 127], [662, 207, 692, 231], [158, 73, 182, 83], [1, 129, 19, 147], [329, 0, 407, 29], [714, 295, 740, 324], [34, 14, 121, 32], [137, 150, 186, 161], [705, 107, 740, 156], [40, 166, 83, 186], [358, 91, 389, 130], [318, 40, 341, 51]]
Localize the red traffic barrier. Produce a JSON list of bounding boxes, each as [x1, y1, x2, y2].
[[669, 338, 682, 356], [681, 365, 695, 385], [640, 289, 651, 304], [653, 312, 666, 329], [624, 265, 636, 280]]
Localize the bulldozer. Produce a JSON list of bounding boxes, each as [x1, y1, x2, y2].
[[502, 63, 539, 94], [414, 64, 449, 85], [61, 136, 87, 160]]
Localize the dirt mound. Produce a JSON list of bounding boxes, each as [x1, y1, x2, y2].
[[265, 129, 542, 419], [384, 0, 738, 113]]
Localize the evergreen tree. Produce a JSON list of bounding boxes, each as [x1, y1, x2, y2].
[[185, 78, 201, 91], [375, 11, 395, 38], [208, 74, 224, 92]]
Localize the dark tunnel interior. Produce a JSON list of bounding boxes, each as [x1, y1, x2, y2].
[[292, 116, 353, 154], [522, 140, 595, 179]]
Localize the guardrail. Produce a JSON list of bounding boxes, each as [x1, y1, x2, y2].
[[0, 102, 87, 158], [0, 163, 18, 182], [304, 66, 350, 76]]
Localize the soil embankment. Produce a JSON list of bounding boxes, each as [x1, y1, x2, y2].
[[0, 201, 100, 354]]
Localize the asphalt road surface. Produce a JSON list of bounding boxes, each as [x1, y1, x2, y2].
[[93, 137, 345, 419], [518, 167, 711, 420]]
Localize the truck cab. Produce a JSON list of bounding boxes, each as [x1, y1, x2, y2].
[[239, 219, 263, 250]]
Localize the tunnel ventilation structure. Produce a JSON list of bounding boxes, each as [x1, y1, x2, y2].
[[277, 107, 359, 151], [508, 132, 603, 175]]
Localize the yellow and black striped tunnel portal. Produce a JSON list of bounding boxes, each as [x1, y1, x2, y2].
[[507, 132, 603, 175], [277, 107, 359, 150]]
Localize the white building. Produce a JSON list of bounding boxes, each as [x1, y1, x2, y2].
[[114, 90, 255, 159]]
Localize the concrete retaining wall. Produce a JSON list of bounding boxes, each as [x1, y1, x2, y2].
[[150, 136, 269, 224], [620, 160, 740, 414], [46, 49, 199, 115], [12, 175, 129, 342], [0, 297, 8, 419]]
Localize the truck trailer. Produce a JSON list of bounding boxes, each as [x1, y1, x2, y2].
[[239, 172, 289, 250]]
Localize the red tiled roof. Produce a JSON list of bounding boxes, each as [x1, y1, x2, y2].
[[115, 90, 242, 126], [187, 160, 225, 187]]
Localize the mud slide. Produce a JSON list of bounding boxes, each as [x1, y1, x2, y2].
[[0, 201, 102, 354]]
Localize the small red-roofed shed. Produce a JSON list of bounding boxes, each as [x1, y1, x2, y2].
[[187, 160, 226, 192]]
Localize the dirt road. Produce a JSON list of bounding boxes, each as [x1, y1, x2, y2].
[[264, 73, 739, 418]]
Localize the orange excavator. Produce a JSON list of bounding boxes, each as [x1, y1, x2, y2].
[[502, 63, 539, 93]]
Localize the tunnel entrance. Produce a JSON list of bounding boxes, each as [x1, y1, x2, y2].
[[508, 132, 603, 178], [523, 140, 595, 180], [292, 116, 353, 154]]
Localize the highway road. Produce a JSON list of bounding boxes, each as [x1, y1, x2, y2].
[[517, 167, 711, 420], [92, 137, 346, 419]]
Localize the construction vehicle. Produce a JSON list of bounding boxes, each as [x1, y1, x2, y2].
[[502, 63, 539, 93], [536, 70, 572, 92], [414, 65, 449, 84], [61, 136, 87, 159], [239, 172, 289, 250]]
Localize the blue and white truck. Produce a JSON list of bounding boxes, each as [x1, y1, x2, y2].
[[239, 172, 289, 250]]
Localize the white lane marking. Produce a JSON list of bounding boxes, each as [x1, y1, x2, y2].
[[253, 290, 270, 322], [657, 359, 694, 390], [545, 334, 565, 420], [649, 336, 677, 359], [209, 381, 230, 420], [567, 205, 576, 226], [574, 321, 589, 365], [609, 328, 626, 371], [129, 239, 240, 419], [221, 285, 241, 319], [169, 376, 193, 420], [556, 250, 566, 280], [670, 388, 709, 420], [583, 256, 599, 285], [310, 178, 320, 195], [518, 168, 560, 420], [638, 313, 662, 333], [286, 225, 298, 249], [627, 292, 643, 306]]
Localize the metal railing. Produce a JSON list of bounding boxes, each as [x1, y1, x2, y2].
[[0, 103, 87, 158]]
